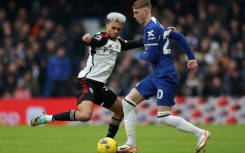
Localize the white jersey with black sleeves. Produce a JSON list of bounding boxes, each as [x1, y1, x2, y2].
[[78, 32, 143, 84]]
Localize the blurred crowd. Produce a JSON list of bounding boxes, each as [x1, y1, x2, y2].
[[0, 0, 244, 99]]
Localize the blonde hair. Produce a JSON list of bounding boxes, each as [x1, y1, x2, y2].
[[132, 0, 152, 9], [107, 12, 126, 23]]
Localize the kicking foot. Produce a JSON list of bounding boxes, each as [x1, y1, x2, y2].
[[117, 144, 137, 153], [30, 115, 47, 126], [196, 130, 211, 153]]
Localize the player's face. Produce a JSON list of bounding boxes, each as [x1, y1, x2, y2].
[[133, 7, 146, 25], [106, 21, 123, 40]]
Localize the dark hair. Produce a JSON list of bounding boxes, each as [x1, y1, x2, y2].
[[132, 0, 152, 9]]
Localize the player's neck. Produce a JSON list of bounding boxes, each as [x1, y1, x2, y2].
[[143, 15, 152, 27], [105, 31, 117, 41]]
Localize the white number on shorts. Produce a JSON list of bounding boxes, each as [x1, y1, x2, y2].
[[157, 90, 163, 99]]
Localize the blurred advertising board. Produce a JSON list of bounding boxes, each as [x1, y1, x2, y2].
[[1, 96, 245, 125]]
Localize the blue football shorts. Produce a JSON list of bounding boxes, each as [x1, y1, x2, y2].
[[135, 74, 178, 106]]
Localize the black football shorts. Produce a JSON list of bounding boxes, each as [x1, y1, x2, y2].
[[74, 77, 117, 109]]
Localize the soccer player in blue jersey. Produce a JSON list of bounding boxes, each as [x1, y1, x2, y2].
[[117, 0, 211, 153]]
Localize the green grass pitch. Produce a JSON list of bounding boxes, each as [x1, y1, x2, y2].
[[0, 125, 244, 153]]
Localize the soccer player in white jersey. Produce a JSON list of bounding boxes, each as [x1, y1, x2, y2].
[[30, 12, 143, 139], [117, 0, 211, 153]]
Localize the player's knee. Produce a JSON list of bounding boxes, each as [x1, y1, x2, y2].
[[122, 97, 136, 111], [113, 111, 124, 119], [76, 112, 92, 122], [157, 111, 170, 124]]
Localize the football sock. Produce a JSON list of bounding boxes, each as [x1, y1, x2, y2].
[[45, 115, 53, 122], [123, 97, 137, 146], [52, 110, 76, 121], [106, 117, 122, 138], [157, 112, 204, 137]]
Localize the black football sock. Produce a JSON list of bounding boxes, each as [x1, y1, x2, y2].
[[52, 110, 76, 121], [106, 117, 122, 138]]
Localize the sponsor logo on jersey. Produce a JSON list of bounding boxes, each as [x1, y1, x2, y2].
[[103, 43, 119, 56], [148, 37, 156, 40], [103, 47, 117, 56]]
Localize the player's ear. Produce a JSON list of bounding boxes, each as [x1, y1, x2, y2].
[[144, 7, 149, 14]]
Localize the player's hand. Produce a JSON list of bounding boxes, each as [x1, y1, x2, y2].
[[82, 33, 92, 43], [187, 59, 198, 71], [168, 27, 177, 31]]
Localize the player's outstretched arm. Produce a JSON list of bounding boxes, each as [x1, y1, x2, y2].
[[82, 33, 108, 47], [120, 38, 144, 51], [168, 30, 198, 70], [169, 30, 196, 61]]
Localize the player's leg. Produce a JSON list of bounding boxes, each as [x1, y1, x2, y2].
[[30, 100, 94, 126], [75, 100, 94, 121], [157, 106, 211, 152], [107, 96, 124, 138], [30, 78, 95, 126], [118, 76, 155, 153], [117, 88, 143, 153], [95, 86, 123, 139], [156, 75, 210, 152], [157, 105, 205, 136], [69, 78, 96, 122]]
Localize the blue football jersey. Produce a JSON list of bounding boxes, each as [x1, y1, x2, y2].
[[140, 17, 195, 77]]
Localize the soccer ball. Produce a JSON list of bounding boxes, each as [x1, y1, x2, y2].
[[97, 137, 117, 153]]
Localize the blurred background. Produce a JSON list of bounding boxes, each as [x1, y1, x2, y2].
[[0, 0, 245, 126]]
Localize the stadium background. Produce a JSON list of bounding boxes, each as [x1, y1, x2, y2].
[[0, 0, 245, 125]]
